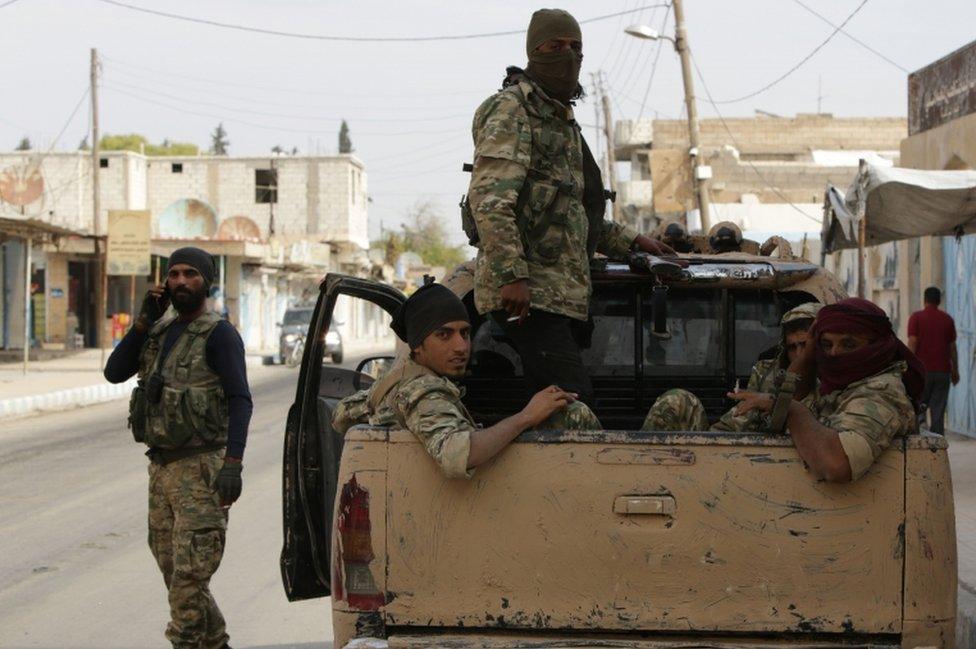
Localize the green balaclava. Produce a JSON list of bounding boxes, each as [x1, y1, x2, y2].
[[524, 8, 583, 103]]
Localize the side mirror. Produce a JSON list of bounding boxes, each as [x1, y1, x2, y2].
[[353, 355, 396, 391]]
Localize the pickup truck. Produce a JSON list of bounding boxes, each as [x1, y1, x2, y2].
[[280, 253, 957, 649]]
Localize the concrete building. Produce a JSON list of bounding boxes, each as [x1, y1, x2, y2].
[[0, 150, 381, 355], [613, 113, 905, 252]]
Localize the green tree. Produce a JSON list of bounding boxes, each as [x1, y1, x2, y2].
[[339, 119, 353, 154], [15, 137, 31, 151], [271, 144, 284, 155], [210, 122, 229, 155], [379, 200, 467, 268], [99, 133, 199, 156]]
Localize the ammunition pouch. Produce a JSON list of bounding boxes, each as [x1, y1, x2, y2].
[[128, 384, 148, 444]]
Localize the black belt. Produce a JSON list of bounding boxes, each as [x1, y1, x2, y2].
[[146, 443, 225, 466]]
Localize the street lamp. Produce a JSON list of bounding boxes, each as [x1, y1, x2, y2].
[[624, 0, 712, 232], [623, 25, 673, 44]]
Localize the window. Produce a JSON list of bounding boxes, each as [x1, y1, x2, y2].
[[255, 168, 278, 204], [733, 290, 782, 376], [171, 163, 183, 173], [580, 288, 636, 377], [99, 158, 109, 168], [282, 308, 314, 326], [644, 289, 723, 375]]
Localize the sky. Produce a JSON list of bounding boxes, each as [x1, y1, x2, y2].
[[2, 0, 975, 245]]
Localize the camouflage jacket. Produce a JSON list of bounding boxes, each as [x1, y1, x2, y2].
[[468, 72, 638, 321], [333, 358, 476, 479], [809, 361, 916, 481]]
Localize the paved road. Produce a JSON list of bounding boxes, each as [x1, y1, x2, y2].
[[0, 364, 343, 649]]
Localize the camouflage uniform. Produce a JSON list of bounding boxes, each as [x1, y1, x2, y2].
[[468, 71, 638, 321], [642, 364, 915, 481], [131, 311, 231, 649], [334, 358, 601, 477], [641, 389, 709, 432], [148, 451, 228, 649], [810, 361, 916, 480]]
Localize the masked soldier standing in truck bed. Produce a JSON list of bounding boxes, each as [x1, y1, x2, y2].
[[104, 246, 252, 649], [467, 8, 674, 404]]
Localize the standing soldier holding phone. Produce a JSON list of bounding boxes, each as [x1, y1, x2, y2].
[[104, 246, 252, 649]]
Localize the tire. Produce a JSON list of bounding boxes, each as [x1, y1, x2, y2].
[[331, 351, 343, 365]]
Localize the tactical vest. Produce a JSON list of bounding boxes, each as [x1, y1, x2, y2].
[[128, 311, 228, 450], [461, 76, 608, 260]]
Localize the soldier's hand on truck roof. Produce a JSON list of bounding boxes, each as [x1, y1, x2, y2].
[[631, 235, 689, 267]]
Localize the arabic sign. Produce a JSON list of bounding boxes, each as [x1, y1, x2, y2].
[[107, 210, 151, 276], [909, 40, 976, 135]]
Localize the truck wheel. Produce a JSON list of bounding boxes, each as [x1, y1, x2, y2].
[[331, 351, 343, 364]]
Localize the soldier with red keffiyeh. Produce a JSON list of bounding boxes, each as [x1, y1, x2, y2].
[[730, 298, 925, 483]]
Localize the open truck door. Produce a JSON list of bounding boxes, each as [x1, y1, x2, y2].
[[280, 274, 405, 601]]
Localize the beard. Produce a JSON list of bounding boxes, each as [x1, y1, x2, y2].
[[171, 285, 208, 314]]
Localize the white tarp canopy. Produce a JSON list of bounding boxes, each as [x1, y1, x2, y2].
[[821, 163, 976, 253]]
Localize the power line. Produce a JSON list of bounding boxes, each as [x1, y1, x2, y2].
[[598, 0, 640, 70], [101, 54, 485, 100], [102, 85, 459, 137], [103, 63, 478, 114], [636, 3, 672, 122], [95, 0, 668, 43], [791, 0, 908, 73], [690, 53, 822, 225], [103, 76, 471, 124], [0, 0, 24, 9], [708, 0, 869, 105]]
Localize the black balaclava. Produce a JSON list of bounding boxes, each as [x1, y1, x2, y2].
[[391, 283, 470, 350], [524, 8, 583, 103], [167, 246, 215, 313]]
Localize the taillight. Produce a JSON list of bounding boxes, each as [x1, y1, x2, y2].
[[335, 475, 385, 610]]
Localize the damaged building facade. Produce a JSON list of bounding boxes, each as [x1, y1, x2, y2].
[[0, 150, 387, 355], [613, 113, 906, 261]]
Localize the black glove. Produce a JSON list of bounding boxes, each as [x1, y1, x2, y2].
[[136, 290, 168, 329], [215, 460, 243, 506]]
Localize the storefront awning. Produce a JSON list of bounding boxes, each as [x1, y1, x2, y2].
[[0, 216, 85, 242], [822, 162, 976, 253]]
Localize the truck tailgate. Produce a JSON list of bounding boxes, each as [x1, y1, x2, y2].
[[383, 430, 904, 636]]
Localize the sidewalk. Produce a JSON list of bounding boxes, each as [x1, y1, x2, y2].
[[948, 432, 976, 645], [0, 349, 272, 419]]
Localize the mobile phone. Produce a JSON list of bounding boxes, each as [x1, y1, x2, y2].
[[157, 286, 171, 312]]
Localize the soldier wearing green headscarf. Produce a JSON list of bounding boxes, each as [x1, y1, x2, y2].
[[466, 8, 676, 405]]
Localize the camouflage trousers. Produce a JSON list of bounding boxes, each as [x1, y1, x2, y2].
[[148, 449, 229, 649], [541, 400, 602, 430], [641, 389, 709, 432]]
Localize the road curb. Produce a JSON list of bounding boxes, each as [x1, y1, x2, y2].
[[959, 584, 976, 647], [0, 378, 137, 419]]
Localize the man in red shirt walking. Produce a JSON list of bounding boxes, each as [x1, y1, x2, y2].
[[907, 286, 959, 434]]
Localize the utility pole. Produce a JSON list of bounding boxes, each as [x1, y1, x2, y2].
[[91, 48, 106, 363], [672, 0, 711, 232], [597, 72, 621, 223]]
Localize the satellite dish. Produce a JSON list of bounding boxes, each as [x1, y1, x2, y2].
[[216, 215, 262, 241], [0, 165, 44, 207], [157, 198, 218, 238]]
